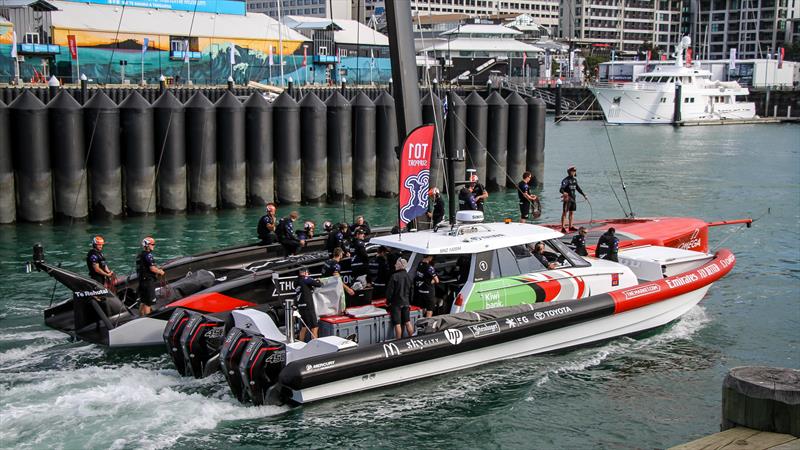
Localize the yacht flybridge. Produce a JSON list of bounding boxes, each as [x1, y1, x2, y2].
[[590, 37, 757, 124], [164, 211, 736, 405]]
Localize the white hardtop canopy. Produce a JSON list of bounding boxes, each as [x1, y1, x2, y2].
[[638, 65, 712, 79], [369, 222, 563, 256]]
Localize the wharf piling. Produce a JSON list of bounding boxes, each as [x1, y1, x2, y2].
[[0, 86, 548, 223]]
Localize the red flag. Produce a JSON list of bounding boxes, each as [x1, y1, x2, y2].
[[778, 47, 784, 69], [302, 46, 307, 67], [685, 48, 692, 66], [661, 54, 667, 61], [398, 124, 435, 229], [67, 35, 78, 60]]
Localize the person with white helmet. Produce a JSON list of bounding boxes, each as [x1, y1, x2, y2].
[[257, 203, 278, 244], [86, 235, 114, 285], [136, 236, 165, 316]]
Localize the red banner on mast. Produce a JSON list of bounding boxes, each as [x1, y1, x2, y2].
[[398, 124, 435, 229], [67, 35, 78, 60]]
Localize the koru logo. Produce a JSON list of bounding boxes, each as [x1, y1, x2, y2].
[[444, 329, 463, 345], [478, 261, 488, 272]]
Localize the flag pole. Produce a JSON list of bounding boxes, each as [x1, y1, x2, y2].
[[277, 0, 284, 87]]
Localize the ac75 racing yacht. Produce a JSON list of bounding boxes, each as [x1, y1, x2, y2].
[[169, 211, 735, 405]]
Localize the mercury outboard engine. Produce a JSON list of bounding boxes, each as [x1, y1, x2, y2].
[[239, 335, 286, 405], [163, 309, 193, 376], [179, 312, 228, 378], [219, 327, 257, 403]]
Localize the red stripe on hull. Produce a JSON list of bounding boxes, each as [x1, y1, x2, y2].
[[167, 293, 256, 313], [609, 249, 735, 314]]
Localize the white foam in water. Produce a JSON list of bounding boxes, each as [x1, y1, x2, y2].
[[0, 329, 66, 342], [0, 364, 287, 450]]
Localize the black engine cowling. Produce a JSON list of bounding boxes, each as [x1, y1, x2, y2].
[[239, 336, 286, 405], [179, 312, 227, 378], [219, 327, 257, 403], [163, 308, 192, 376]]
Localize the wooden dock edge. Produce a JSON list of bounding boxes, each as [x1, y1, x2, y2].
[[669, 427, 799, 450]]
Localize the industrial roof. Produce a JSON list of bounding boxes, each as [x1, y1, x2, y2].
[[441, 24, 522, 36], [49, 0, 307, 42], [421, 37, 544, 53], [0, 0, 58, 11], [370, 222, 563, 255], [284, 15, 389, 46]]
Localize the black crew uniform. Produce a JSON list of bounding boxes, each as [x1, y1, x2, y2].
[[326, 229, 348, 255], [296, 275, 323, 328], [571, 234, 588, 256], [473, 182, 487, 212], [368, 253, 391, 298], [414, 261, 438, 312], [257, 214, 277, 244], [533, 251, 551, 268], [385, 269, 413, 325], [458, 187, 477, 210], [518, 179, 534, 220], [136, 250, 158, 307], [559, 175, 586, 213], [349, 221, 371, 236], [350, 238, 369, 279], [276, 217, 302, 255], [321, 259, 342, 277], [86, 248, 110, 284], [595, 230, 620, 262], [430, 195, 445, 226]]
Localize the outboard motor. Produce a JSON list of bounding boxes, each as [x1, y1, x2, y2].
[[179, 312, 227, 378], [219, 327, 256, 403], [239, 336, 286, 405], [163, 308, 193, 376]]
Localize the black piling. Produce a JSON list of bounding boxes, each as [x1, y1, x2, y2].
[[272, 92, 301, 204], [0, 99, 14, 223], [184, 92, 217, 211], [84, 91, 122, 219], [485, 91, 508, 192], [152, 91, 187, 213], [421, 91, 444, 190], [80, 76, 88, 104], [444, 92, 466, 195], [505, 92, 528, 189], [244, 93, 273, 206], [325, 91, 352, 202], [119, 91, 156, 215], [374, 91, 399, 198], [465, 91, 488, 181], [48, 91, 88, 220], [351, 92, 376, 199], [299, 93, 327, 203], [526, 97, 546, 188], [10, 91, 52, 222], [216, 92, 246, 208]]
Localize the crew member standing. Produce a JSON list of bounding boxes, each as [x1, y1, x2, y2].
[[136, 237, 164, 316], [571, 227, 589, 256], [369, 246, 391, 299], [295, 266, 323, 342], [385, 258, 414, 340], [326, 223, 349, 256], [415, 254, 440, 318], [349, 216, 371, 236], [559, 166, 587, 233], [458, 183, 477, 211], [256, 203, 278, 244], [350, 228, 369, 280], [517, 172, 539, 223], [471, 174, 489, 212], [276, 211, 305, 255], [86, 236, 114, 285], [321, 248, 356, 296], [595, 228, 619, 262], [426, 187, 445, 227]]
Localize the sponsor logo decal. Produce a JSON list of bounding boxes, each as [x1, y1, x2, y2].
[[305, 360, 335, 372], [406, 337, 440, 350], [265, 351, 285, 364], [482, 291, 503, 309], [382, 343, 401, 358], [677, 228, 702, 250], [74, 288, 110, 298], [440, 246, 462, 254], [478, 261, 488, 272], [665, 273, 699, 288], [532, 306, 573, 321], [611, 273, 619, 287], [468, 321, 500, 338], [204, 326, 225, 339], [505, 316, 529, 328], [444, 329, 463, 345], [622, 284, 661, 299]]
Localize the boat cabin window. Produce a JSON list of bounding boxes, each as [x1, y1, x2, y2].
[[483, 240, 589, 279]]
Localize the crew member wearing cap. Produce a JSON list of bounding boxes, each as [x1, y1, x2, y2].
[[517, 172, 538, 223], [296, 266, 323, 342], [257, 203, 278, 245], [470, 174, 489, 212], [559, 166, 587, 233], [86, 235, 114, 285], [426, 187, 445, 227], [350, 228, 369, 280], [136, 237, 165, 316]]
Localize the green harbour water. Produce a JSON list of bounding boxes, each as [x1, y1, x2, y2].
[[0, 121, 798, 449]]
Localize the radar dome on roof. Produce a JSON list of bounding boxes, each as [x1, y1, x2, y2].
[[456, 211, 484, 223]]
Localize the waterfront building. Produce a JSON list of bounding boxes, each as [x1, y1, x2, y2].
[[684, 0, 800, 61], [559, 0, 684, 55], [246, 0, 352, 20], [282, 14, 390, 84]]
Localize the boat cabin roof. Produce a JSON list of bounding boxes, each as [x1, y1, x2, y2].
[[369, 222, 563, 255]]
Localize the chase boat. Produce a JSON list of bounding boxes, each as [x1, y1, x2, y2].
[[182, 211, 735, 405]]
